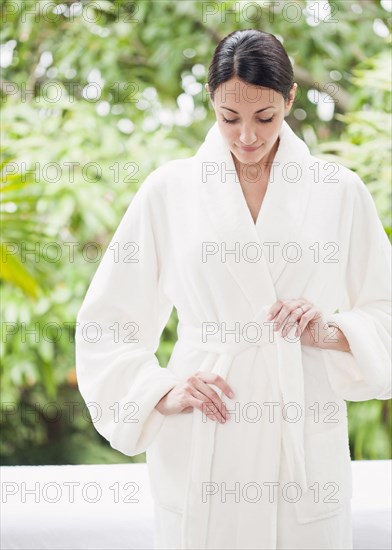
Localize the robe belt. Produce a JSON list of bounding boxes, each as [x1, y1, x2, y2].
[[177, 306, 308, 549]]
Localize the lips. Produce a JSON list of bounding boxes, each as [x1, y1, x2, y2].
[[238, 144, 262, 152]]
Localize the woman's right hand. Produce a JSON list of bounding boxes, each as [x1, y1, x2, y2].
[[154, 372, 234, 423]]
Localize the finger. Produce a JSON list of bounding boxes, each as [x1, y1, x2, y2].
[[189, 391, 228, 423], [299, 306, 319, 329], [187, 374, 228, 422], [191, 387, 224, 422], [266, 299, 284, 320], [281, 302, 312, 337], [185, 395, 219, 421], [296, 307, 320, 340], [196, 372, 235, 400], [192, 378, 228, 422], [297, 322, 316, 342], [273, 300, 304, 333]]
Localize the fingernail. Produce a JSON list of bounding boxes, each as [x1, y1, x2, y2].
[[229, 391, 234, 398]]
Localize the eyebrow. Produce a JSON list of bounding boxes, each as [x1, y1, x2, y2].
[[221, 106, 273, 114]]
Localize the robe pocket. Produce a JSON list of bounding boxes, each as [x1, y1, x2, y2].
[[146, 411, 193, 514], [146, 346, 214, 514], [292, 420, 353, 524]]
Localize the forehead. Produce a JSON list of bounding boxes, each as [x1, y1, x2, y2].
[[213, 79, 283, 107]]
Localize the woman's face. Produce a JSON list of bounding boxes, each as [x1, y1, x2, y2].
[[207, 76, 297, 165]]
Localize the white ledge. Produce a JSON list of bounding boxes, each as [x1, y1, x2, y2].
[[0, 460, 391, 549]]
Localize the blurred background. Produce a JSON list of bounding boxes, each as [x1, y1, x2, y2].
[[1, 0, 391, 465]]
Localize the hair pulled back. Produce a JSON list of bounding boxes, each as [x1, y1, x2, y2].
[[207, 29, 294, 102]]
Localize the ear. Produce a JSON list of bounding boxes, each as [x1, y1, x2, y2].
[[284, 82, 297, 115]]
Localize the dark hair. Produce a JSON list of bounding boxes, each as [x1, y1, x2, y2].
[[207, 29, 294, 102]]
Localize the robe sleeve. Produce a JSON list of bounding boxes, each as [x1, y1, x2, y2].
[[322, 173, 391, 401], [75, 171, 180, 456]]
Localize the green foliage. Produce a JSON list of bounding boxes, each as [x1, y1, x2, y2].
[[348, 400, 392, 460], [316, 46, 392, 228], [1, 154, 46, 298], [1, 0, 391, 464]]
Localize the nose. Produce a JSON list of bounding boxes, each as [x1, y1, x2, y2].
[[239, 126, 257, 146]]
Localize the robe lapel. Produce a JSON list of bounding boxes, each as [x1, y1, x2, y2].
[[194, 119, 311, 313], [194, 122, 275, 316]]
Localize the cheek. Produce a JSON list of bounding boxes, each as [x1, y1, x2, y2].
[[216, 122, 239, 146], [217, 121, 236, 138], [263, 121, 281, 141]]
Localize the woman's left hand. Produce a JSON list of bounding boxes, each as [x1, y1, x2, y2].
[[266, 298, 329, 348]]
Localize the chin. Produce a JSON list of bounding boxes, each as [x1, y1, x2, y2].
[[231, 146, 270, 165]]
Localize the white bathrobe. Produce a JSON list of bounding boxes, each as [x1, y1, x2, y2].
[[75, 119, 391, 550]]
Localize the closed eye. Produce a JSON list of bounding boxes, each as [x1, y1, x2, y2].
[[222, 116, 274, 124]]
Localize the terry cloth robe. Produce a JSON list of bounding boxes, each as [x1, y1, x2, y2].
[[75, 119, 391, 550]]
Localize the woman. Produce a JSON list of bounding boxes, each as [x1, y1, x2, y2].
[[75, 29, 391, 549]]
